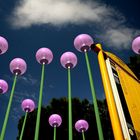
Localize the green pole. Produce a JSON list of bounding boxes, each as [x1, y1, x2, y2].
[[0, 75, 18, 140], [82, 131, 85, 140], [84, 51, 104, 140], [19, 112, 28, 140], [68, 68, 73, 140], [53, 126, 56, 140], [34, 64, 45, 140]]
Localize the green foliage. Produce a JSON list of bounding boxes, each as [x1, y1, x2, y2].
[[17, 98, 114, 140]]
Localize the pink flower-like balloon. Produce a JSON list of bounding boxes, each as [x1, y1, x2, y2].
[[21, 99, 35, 112], [36, 48, 53, 64], [49, 114, 62, 127], [74, 34, 94, 52], [0, 36, 8, 55], [132, 36, 140, 54], [9, 58, 27, 75], [75, 119, 89, 132], [0, 79, 8, 94], [60, 52, 77, 69]]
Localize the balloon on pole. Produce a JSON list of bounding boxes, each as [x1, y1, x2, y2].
[[10, 58, 27, 75], [49, 114, 62, 140], [21, 99, 35, 112], [36, 48, 53, 65], [0, 58, 27, 140], [74, 34, 104, 140], [60, 52, 77, 69], [75, 119, 89, 140], [19, 99, 35, 140], [60, 51, 77, 140], [34, 47, 53, 140], [74, 34, 93, 52]]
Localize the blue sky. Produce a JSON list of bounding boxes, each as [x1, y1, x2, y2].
[[0, 0, 140, 139]]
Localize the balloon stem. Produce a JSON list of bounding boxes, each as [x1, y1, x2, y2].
[[84, 52, 104, 140], [82, 131, 85, 140], [53, 126, 56, 140], [34, 64, 45, 140], [0, 75, 17, 140], [68, 68, 73, 140], [19, 112, 28, 140]]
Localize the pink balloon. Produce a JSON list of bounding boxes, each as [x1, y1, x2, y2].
[[36, 48, 53, 64], [21, 99, 35, 112], [132, 36, 140, 54], [60, 52, 77, 69], [75, 119, 89, 132], [0, 36, 8, 55], [74, 34, 94, 52], [49, 114, 62, 127], [9, 58, 27, 75], [0, 79, 8, 94]]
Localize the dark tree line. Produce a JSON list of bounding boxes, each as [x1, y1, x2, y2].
[[128, 55, 140, 79], [17, 98, 114, 140]]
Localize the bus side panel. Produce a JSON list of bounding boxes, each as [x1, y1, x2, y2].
[[116, 66, 140, 139]]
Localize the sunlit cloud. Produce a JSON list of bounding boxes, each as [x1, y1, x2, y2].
[[10, 0, 110, 27], [4, 74, 39, 86], [99, 27, 139, 50], [17, 74, 38, 86], [9, 0, 140, 49]]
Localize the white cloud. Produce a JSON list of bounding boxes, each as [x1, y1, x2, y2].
[[17, 74, 38, 86], [12, 0, 109, 27], [11, 0, 110, 27], [4, 74, 38, 86], [100, 27, 139, 50], [9, 0, 140, 49]]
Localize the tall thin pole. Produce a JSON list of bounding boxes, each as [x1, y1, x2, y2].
[[96, 44, 124, 140], [68, 67, 73, 140], [53, 126, 56, 140], [82, 131, 85, 140], [19, 112, 28, 140], [0, 74, 18, 140], [34, 64, 45, 140], [84, 51, 104, 140]]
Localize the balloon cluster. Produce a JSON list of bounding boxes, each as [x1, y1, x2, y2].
[[0, 36, 9, 95], [0, 33, 139, 140]]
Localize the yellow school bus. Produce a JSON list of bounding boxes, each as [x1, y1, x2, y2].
[[106, 52, 140, 140], [92, 44, 140, 140]]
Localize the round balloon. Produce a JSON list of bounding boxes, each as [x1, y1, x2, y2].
[[49, 114, 62, 127], [21, 99, 35, 112], [74, 34, 94, 52], [9, 58, 27, 75], [0, 36, 8, 55], [132, 36, 140, 54], [60, 52, 77, 69], [36, 48, 53, 64]]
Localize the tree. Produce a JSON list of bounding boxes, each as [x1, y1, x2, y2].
[[128, 55, 140, 79], [17, 98, 114, 140]]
